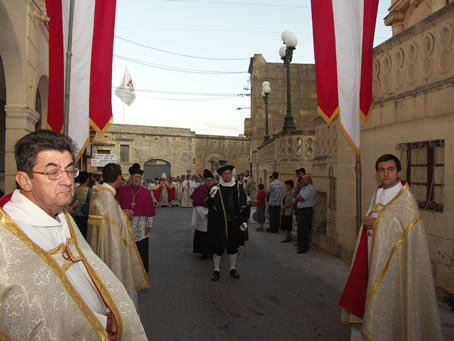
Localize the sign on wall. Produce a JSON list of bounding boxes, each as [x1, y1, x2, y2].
[[91, 154, 119, 167]]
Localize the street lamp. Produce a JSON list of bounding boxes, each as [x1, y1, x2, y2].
[[279, 30, 297, 131], [262, 81, 271, 143]]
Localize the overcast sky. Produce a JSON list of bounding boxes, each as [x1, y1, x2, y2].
[[111, 0, 392, 136]]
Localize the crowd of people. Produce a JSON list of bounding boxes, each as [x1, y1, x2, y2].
[[254, 169, 316, 254], [0, 129, 443, 340]]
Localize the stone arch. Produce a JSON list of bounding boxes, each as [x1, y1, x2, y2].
[[0, 2, 25, 106], [144, 159, 171, 180], [34, 74, 49, 129]]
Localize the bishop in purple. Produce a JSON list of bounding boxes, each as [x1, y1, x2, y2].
[[116, 163, 155, 272]]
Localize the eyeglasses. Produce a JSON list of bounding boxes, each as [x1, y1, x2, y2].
[[31, 168, 80, 180]]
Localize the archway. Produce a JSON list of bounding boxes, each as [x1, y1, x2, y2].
[[0, 2, 25, 193], [144, 159, 171, 180], [35, 75, 49, 130]]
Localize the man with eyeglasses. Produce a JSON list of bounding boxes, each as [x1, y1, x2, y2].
[[0, 130, 147, 340]]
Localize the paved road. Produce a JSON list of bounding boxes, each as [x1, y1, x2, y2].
[[138, 207, 352, 341]]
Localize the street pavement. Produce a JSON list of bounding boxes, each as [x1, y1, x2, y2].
[[138, 207, 454, 341]]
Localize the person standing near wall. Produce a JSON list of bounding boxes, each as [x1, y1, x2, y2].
[[295, 175, 316, 254], [266, 171, 283, 233]]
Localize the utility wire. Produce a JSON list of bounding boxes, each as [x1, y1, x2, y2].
[[115, 36, 249, 61], [113, 54, 248, 74], [113, 87, 250, 97], [162, 0, 309, 9]]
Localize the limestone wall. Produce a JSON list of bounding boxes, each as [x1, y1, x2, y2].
[[89, 124, 250, 179], [1, 0, 49, 193], [248, 55, 318, 153]]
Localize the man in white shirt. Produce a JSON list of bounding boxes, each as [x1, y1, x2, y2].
[[295, 175, 316, 254], [0, 130, 146, 340]]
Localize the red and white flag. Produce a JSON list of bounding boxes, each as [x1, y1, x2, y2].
[[311, 0, 378, 154], [115, 65, 136, 106], [46, 0, 117, 159]]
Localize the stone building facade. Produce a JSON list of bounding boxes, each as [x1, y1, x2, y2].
[[88, 124, 250, 179], [0, 0, 49, 193], [250, 2, 454, 292], [246, 55, 318, 187]]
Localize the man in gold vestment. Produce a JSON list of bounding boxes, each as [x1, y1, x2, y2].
[[339, 154, 441, 341], [0, 131, 147, 341], [87, 163, 150, 310]]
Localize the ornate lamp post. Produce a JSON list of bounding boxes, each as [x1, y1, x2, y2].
[[262, 81, 271, 143], [279, 31, 297, 131]]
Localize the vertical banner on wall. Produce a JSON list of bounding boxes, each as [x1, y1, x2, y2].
[[46, 0, 117, 160], [311, 0, 378, 154]]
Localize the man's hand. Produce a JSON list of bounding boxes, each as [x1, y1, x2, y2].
[[123, 209, 134, 220], [363, 216, 377, 231], [240, 222, 248, 232], [145, 226, 151, 235], [106, 312, 118, 341], [210, 185, 219, 198]]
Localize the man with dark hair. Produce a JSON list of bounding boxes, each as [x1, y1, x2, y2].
[[207, 165, 248, 281], [266, 171, 283, 233], [0, 130, 146, 340], [339, 154, 441, 340], [295, 168, 306, 181], [87, 163, 149, 310], [374, 153, 401, 172]]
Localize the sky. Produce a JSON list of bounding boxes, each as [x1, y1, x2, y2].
[[111, 0, 392, 136]]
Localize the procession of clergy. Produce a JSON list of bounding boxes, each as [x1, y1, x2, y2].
[[0, 129, 442, 341]]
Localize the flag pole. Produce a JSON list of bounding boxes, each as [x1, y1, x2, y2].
[[122, 88, 126, 124], [63, 0, 75, 136], [355, 154, 362, 234]]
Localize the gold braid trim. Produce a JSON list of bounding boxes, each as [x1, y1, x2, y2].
[[121, 210, 150, 290], [88, 214, 130, 252], [0, 208, 108, 340], [218, 187, 229, 239], [365, 215, 422, 306], [0, 333, 11, 341], [65, 212, 124, 340], [369, 183, 408, 267]]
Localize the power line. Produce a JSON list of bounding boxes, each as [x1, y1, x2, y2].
[[162, 0, 310, 9], [115, 36, 250, 61], [113, 87, 250, 97], [113, 54, 248, 74]]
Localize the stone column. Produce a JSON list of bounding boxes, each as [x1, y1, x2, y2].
[[4, 105, 40, 193]]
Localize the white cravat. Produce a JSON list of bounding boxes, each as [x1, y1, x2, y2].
[[375, 181, 403, 206], [3, 190, 109, 327]]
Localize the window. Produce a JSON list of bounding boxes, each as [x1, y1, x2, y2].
[[120, 145, 129, 163], [396, 139, 445, 212]]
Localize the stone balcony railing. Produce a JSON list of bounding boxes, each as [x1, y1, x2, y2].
[[372, 3, 454, 105], [256, 130, 315, 164]]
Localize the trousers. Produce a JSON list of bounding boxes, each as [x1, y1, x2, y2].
[[296, 207, 313, 251]]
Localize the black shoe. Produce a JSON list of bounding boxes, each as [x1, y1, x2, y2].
[[281, 239, 291, 243], [230, 269, 240, 279], [211, 271, 220, 281], [297, 250, 307, 254]]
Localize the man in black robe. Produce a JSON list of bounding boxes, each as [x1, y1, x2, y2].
[[207, 165, 248, 281]]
